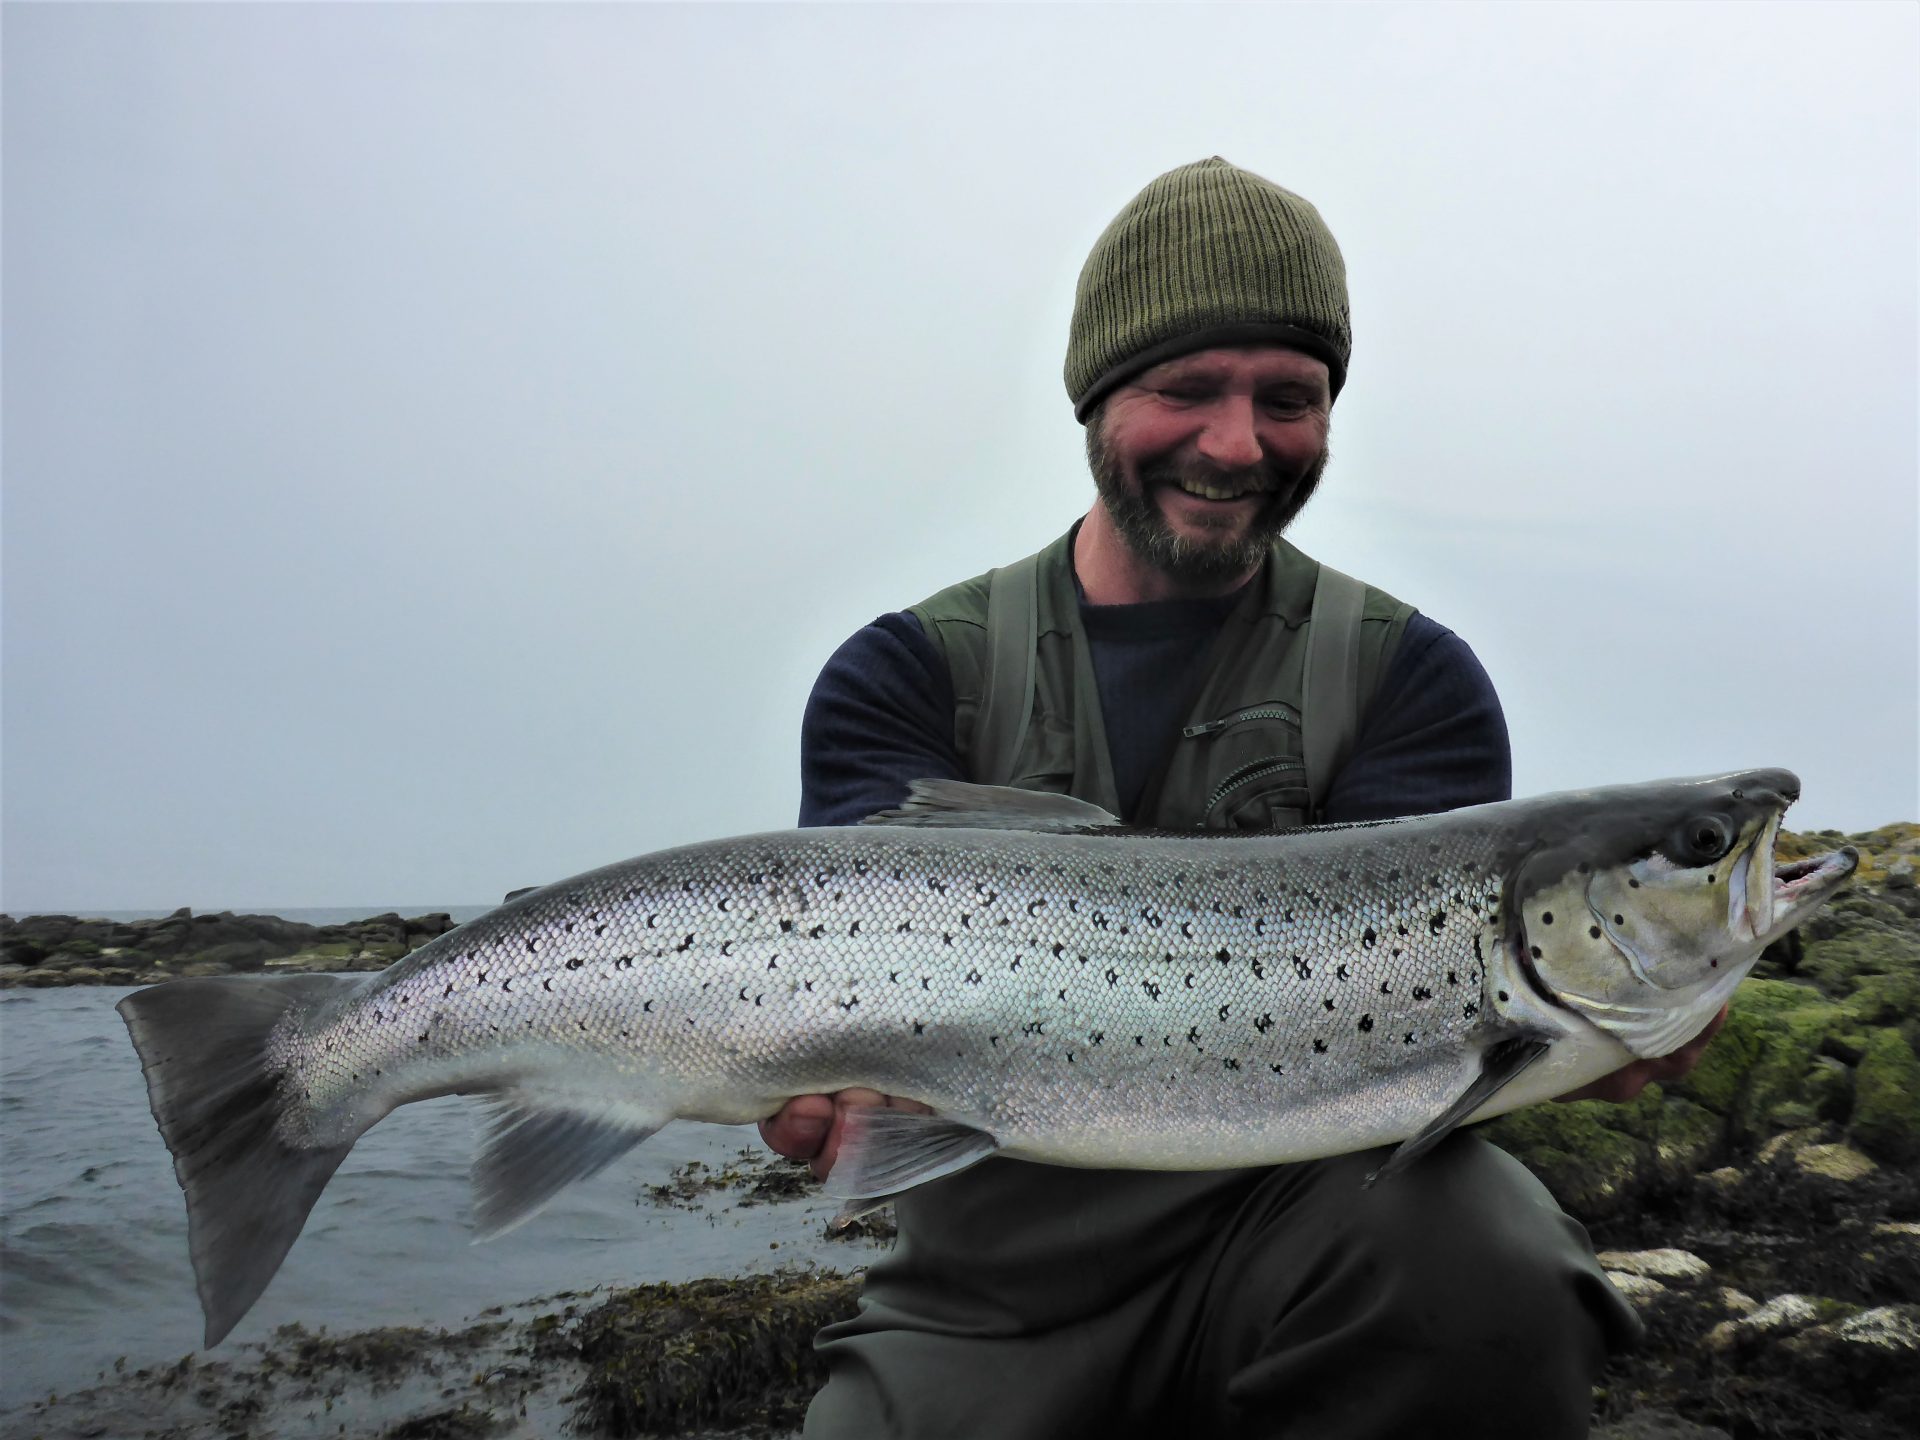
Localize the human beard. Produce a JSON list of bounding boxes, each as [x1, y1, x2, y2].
[[1085, 416, 1330, 588]]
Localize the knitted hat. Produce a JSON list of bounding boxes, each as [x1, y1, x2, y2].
[[1065, 157, 1351, 420]]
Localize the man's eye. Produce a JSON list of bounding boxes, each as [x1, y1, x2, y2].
[[1260, 396, 1310, 415], [1158, 388, 1208, 402]]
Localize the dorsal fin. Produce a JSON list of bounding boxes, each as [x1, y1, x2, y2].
[[862, 779, 1125, 833]]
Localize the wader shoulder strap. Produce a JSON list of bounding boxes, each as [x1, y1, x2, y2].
[[975, 551, 1041, 787], [1302, 562, 1366, 820]]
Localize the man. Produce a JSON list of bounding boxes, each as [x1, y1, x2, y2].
[[762, 158, 1712, 1438]]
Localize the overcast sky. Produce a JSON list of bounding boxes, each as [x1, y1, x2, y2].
[[4, 2, 1914, 914]]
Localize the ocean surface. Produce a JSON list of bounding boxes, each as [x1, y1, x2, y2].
[[0, 982, 869, 1418], [14, 905, 500, 926]]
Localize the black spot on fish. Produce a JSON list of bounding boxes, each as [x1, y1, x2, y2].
[[1052, 942, 1065, 958], [1542, 911, 1554, 925], [1628, 879, 1640, 889], [990, 1036, 1000, 1047], [1473, 935, 1484, 963], [1218, 1004, 1231, 1020], [1336, 964, 1350, 981], [1614, 914, 1625, 925], [1358, 1014, 1373, 1032], [1413, 985, 1432, 1000], [1058, 988, 1068, 1000], [966, 969, 982, 985], [913, 1021, 925, 1035], [1107, 969, 1120, 987], [1323, 997, 1335, 1011], [541, 978, 552, 992], [942, 932, 954, 946], [1224, 1057, 1241, 1071], [1185, 973, 1196, 988], [1590, 925, 1602, 939], [1380, 980, 1393, 995], [1251, 958, 1266, 979], [1498, 990, 1510, 1002], [1363, 927, 1377, 948], [839, 999, 858, 1011], [1313, 1038, 1328, 1053], [1029, 899, 1047, 915], [566, 957, 583, 970], [1464, 1001, 1479, 1018], [779, 919, 793, 933], [1135, 1035, 1144, 1046], [850, 920, 862, 936], [1215, 947, 1231, 964], [1090, 1031, 1104, 1045], [1180, 921, 1193, 938], [1255, 1012, 1273, 1033], [643, 1000, 654, 1012], [803, 980, 814, 992], [1142, 980, 1162, 1000], [1429, 911, 1447, 934], [1292, 956, 1311, 979], [1530, 945, 1542, 959], [1404, 1032, 1416, 1045]]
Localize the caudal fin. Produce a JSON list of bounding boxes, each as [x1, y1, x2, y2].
[[117, 973, 368, 1347]]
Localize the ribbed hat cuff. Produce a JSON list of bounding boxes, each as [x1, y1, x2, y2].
[[1073, 322, 1348, 423]]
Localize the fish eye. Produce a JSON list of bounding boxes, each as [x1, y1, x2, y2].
[[1664, 814, 1734, 866]]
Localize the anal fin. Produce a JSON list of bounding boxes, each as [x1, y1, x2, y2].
[[473, 1093, 664, 1239], [1365, 1035, 1553, 1188], [824, 1108, 1000, 1205]]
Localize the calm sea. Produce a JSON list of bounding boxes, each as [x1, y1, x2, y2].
[[17, 905, 498, 926], [0, 984, 866, 1419]]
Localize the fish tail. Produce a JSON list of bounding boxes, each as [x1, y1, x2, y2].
[[117, 973, 368, 1348]]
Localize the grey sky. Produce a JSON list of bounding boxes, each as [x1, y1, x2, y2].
[[4, 2, 1914, 913]]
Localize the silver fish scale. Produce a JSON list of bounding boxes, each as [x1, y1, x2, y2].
[[273, 822, 1510, 1169]]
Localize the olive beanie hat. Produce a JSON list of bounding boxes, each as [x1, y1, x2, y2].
[[1065, 157, 1351, 421]]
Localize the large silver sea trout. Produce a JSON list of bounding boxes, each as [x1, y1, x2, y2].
[[122, 769, 1856, 1346]]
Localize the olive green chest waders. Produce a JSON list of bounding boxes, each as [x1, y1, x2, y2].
[[802, 534, 1640, 1439]]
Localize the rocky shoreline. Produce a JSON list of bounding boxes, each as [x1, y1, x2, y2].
[[5, 822, 1916, 1437], [0, 906, 460, 987]]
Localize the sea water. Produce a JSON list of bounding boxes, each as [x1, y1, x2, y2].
[[0, 981, 861, 1416]]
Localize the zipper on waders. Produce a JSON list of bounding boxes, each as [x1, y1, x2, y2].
[[1202, 758, 1308, 822], [1181, 703, 1304, 740]]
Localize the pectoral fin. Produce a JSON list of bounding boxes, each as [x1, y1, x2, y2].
[[824, 1108, 1001, 1209], [1364, 1035, 1553, 1188]]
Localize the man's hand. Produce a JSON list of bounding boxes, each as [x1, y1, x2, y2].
[[759, 1089, 935, 1181], [1555, 1003, 1728, 1104]]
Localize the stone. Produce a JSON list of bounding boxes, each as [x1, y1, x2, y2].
[[1793, 1141, 1878, 1182], [1596, 1249, 1712, 1286], [1592, 1410, 1732, 1440], [1604, 1271, 1669, 1306], [1757, 1126, 1824, 1165], [1704, 1293, 1825, 1352], [1850, 1028, 1920, 1164], [1714, 1287, 1758, 1316]]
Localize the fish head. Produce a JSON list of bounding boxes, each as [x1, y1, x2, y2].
[[1505, 769, 1857, 1059]]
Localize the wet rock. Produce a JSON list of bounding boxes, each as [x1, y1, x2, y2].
[[1592, 1410, 1732, 1440], [1795, 1141, 1878, 1182], [1704, 1293, 1830, 1352], [1597, 1248, 1713, 1286], [1605, 1270, 1669, 1307], [1852, 1029, 1920, 1164]]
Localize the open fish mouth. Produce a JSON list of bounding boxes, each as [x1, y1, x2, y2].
[[1775, 848, 1858, 904]]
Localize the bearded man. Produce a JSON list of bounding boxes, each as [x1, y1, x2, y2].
[[761, 158, 1694, 1438]]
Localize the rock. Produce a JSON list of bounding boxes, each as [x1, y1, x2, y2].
[[1592, 1409, 1732, 1440], [1779, 1303, 1920, 1401], [1758, 1126, 1825, 1165], [1887, 861, 1915, 890], [177, 961, 233, 978], [1793, 1141, 1878, 1182], [1715, 1287, 1759, 1316], [1604, 1271, 1669, 1306], [1596, 1249, 1712, 1286], [1704, 1293, 1828, 1352], [1851, 1028, 1920, 1164], [1698, 1165, 1744, 1193]]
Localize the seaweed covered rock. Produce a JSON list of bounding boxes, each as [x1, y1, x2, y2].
[[0, 908, 461, 986], [532, 1270, 860, 1436]]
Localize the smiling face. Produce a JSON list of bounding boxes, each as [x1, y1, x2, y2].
[[1086, 345, 1333, 591]]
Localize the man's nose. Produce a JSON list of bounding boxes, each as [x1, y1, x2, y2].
[[1194, 397, 1262, 469]]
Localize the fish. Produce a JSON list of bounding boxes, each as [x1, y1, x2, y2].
[[118, 768, 1856, 1347]]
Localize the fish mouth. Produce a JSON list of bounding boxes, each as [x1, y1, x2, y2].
[[1766, 846, 1858, 936]]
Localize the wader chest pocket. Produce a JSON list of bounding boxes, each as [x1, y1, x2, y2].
[[1182, 704, 1309, 831]]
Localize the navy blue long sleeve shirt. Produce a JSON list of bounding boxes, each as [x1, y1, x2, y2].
[[799, 600, 1511, 828]]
